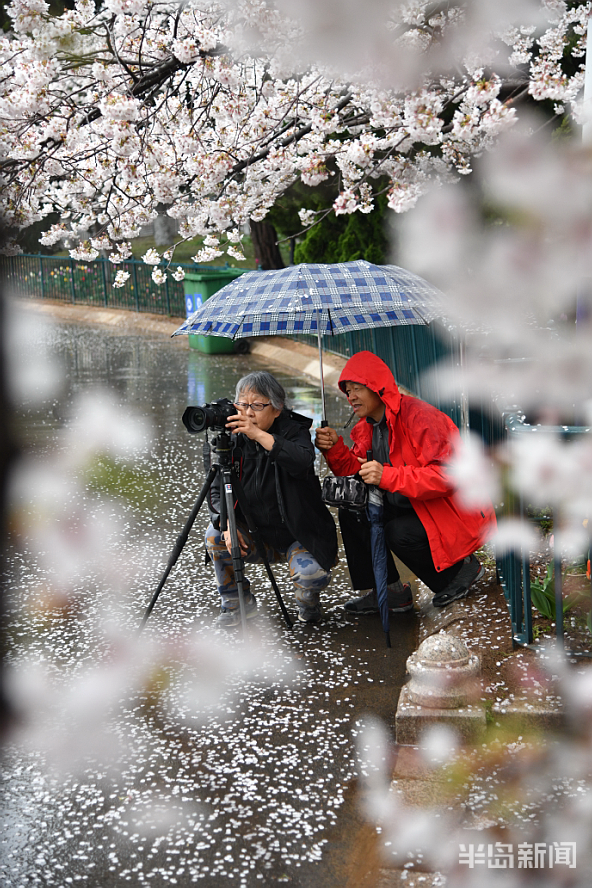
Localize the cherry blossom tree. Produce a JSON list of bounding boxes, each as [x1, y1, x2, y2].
[[3, 6, 592, 885], [0, 0, 589, 282]]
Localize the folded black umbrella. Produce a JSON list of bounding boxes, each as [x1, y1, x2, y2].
[[365, 449, 391, 648]]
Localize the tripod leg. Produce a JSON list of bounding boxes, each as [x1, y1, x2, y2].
[[220, 469, 252, 635], [230, 473, 293, 629], [139, 465, 218, 632]]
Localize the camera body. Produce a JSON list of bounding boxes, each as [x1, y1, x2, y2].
[[182, 398, 236, 434]]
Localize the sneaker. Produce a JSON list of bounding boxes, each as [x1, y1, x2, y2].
[[432, 555, 485, 608], [387, 583, 415, 613], [216, 594, 258, 628], [344, 583, 414, 615], [297, 604, 323, 624]]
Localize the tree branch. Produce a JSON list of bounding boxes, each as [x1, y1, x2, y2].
[[228, 91, 354, 178]]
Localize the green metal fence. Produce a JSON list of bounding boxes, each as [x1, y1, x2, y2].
[[497, 411, 592, 657], [0, 253, 217, 318]]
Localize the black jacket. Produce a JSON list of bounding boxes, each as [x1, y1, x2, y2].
[[207, 409, 337, 571]]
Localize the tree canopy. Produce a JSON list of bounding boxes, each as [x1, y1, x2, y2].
[[0, 0, 589, 284]]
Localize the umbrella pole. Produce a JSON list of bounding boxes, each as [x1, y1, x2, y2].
[[316, 311, 328, 427], [459, 338, 469, 435]]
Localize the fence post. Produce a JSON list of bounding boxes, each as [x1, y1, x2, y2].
[[101, 258, 108, 306], [39, 254, 45, 299], [132, 261, 139, 311], [553, 514, 564, 649], [69, 258, 76, 303], [518, 490, 533, 645], [164, 268, 171, 315]]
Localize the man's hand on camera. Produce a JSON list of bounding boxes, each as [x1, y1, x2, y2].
[[222, 527, 249, 556], [357, 457, 384, 486], [315, 426, 338, 452]]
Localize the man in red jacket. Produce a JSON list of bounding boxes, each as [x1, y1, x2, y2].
[[315, 352, 496, 612]]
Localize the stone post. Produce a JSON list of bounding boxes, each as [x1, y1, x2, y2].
[[396, 632, 486, 745]]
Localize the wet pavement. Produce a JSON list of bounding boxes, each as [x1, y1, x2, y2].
[[1, 314, 418, 887]]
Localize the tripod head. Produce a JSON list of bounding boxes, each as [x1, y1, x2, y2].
[[207, 428, 240, 469]]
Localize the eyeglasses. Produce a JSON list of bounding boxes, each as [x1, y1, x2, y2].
[[234, 401, 271, 413]]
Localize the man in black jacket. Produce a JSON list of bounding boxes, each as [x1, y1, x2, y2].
[[205, 371, 337, 628]]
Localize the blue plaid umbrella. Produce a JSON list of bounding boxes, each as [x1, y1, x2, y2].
[[173, 260, 447, 421]]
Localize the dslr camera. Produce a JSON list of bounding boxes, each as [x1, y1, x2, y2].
[[182, 398, 236, 434]]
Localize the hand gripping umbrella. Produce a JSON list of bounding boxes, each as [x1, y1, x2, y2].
[[173, 260, 447, 423]]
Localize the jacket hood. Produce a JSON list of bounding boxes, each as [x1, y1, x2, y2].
[[338, 352, 401, 414]]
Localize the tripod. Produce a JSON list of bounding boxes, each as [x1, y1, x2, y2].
[[139, 429, 293, 633]]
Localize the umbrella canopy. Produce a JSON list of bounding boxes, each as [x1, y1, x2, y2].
[[173, 259, 446, 340], [173, 259, 448, 423]]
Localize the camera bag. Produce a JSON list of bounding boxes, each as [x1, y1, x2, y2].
[[321, 474, 368, 511]]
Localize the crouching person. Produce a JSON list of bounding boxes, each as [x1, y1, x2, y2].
[[315, 352, 496, 612], [205, 371, 337, 627]]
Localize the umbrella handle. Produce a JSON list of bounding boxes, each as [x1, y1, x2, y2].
[[366, 449, 373, 462]]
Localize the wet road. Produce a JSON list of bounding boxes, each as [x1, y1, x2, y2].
[[2, 317, 417, 887]]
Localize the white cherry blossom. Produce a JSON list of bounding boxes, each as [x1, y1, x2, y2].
[[69, 242, 99, 262], [113, 268, 130, 287], [141, 249, 161, 266], [0, 0, 589, 270]]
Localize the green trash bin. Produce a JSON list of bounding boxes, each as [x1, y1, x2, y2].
[[183, 267, 246, 354]]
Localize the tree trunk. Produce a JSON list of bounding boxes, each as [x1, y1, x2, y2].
[[154, 208, 178, 246], [249, 220, 285, 270]]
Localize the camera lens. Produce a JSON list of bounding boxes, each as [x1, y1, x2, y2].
[[182, 399, 236, 433], [182, 406, 209, 433]]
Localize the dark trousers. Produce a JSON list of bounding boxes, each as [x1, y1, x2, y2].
[[338, 503, 463, 595]]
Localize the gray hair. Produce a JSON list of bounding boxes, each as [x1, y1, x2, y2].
[[235, 371, 286, 410]]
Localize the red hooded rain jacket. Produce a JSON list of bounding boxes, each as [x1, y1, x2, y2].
[[325, 351, 496, 572]]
